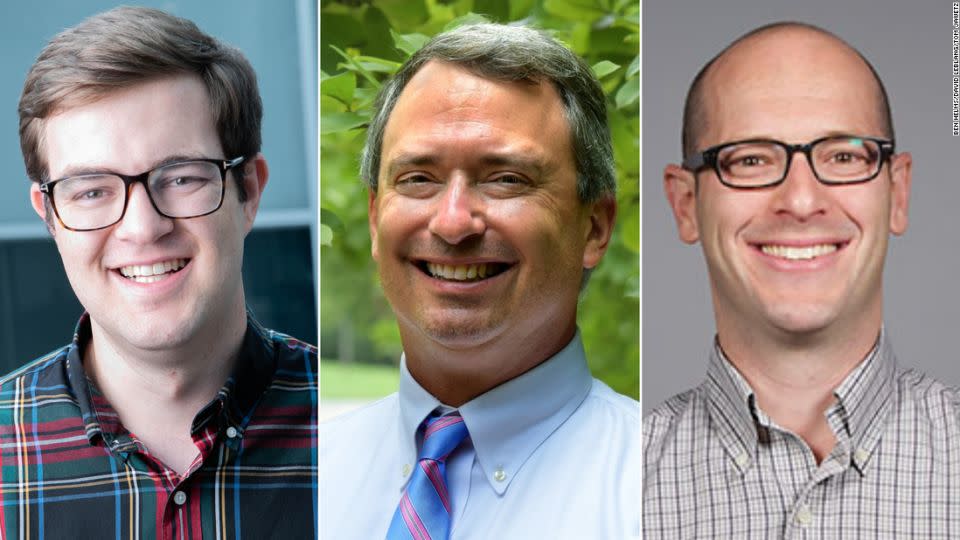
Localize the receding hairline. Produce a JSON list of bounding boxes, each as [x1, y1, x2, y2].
[[682, 22, 894, 159]]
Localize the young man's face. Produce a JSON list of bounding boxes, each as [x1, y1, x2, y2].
[[665, 30, 911, 343], [32, 75, 265, 354], [369, 61, 614, 365]]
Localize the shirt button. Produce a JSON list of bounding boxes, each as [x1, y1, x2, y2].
[[402, 464, 412, 477], [854, 448, 870, 462], [226, 427, 239, 439], [173, 491, 187, 506], [795, 505, 813, 527], [493, 467, 507, 482], [734, 452, 749, 467]]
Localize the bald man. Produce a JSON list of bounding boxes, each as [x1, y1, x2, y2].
[[644, 22, 960, 538]]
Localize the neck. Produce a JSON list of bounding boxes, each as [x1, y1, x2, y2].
[[84, 298, 248, 474], [402, 320, 576, 407], [716, 314, 881, 464]]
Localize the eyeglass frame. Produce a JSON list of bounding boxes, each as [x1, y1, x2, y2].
[[681, 135, 896, 189], [38, 156, 246, 232]]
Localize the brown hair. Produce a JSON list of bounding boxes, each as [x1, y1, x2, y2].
[[19, 6, 262, 200]]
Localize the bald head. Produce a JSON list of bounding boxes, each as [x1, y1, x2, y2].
[[682, 22, 893, 159]]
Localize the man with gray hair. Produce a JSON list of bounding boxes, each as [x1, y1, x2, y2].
[[321, 23, 639, 539]]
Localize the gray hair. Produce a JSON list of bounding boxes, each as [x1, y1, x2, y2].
[[360, 23, 615, 203]]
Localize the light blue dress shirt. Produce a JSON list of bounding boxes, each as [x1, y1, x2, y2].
[[320, 333, 640, 539]]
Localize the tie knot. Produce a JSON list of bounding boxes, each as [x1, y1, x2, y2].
[[419, 413, 469, 462]]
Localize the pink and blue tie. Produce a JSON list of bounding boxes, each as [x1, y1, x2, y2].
[[386, 413, 469, 540]]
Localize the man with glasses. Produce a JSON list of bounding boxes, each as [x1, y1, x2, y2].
[[0, 7, 316, 537], [645, 22, 960, 537]]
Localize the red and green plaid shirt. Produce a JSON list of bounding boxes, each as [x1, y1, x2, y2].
[[0, 312, 317, 539]]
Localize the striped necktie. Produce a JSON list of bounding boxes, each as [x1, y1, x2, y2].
[[386, 413, 469, 540]]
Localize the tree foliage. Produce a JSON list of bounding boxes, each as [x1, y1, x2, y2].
[[320, 0, 639, 398]]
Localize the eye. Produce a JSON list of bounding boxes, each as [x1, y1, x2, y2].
[[77, 189, 105, 201], [492, 174, 527, 184], [165, 176, 209, 187], [829, 151, 862, 164], [395, 173, 433, 185], [393, 173, 441, 198], [736, 155, 766, 167]]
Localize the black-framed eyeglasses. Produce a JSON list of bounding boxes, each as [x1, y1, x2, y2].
[[39, 157, 245, 232], [682, 135, 895, 189]]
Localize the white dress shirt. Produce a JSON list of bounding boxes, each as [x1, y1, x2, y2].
[[321, 333, 640, 539]]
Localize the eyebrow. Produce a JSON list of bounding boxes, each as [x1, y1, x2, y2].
[[383, 152, 548, 181], [54, 154, 210, 180]]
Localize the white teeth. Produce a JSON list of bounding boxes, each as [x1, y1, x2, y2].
[[426, 262, 498, 281], [118, 258, 187, 280], [761, 244, 838, 260]]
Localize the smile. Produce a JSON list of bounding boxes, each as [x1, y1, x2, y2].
[[422, 261, 509, 282], [117, 258, 188, 283], [759, 243, 839, 261]]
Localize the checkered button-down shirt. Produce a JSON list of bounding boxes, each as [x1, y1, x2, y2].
[[644, 332, 960, 539], [0, 312, 317, 539]]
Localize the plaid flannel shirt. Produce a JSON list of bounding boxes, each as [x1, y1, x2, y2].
[[0, 312, 317, 539]]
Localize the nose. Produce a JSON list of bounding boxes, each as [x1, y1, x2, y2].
[[112, 182, 175, 242], [427, 176, 485, 244], [770, 152, 830, 221]]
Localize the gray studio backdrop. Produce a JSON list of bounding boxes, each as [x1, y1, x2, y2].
[[643, 0, 957, 413], [0, 0, 317, 371]]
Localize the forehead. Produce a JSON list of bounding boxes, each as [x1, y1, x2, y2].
[[42, 75, 220, 178], [380, 60, 572, 172], [699, 29, 885, 145]]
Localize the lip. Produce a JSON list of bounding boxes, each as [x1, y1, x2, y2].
[[749, 238, 849, 272], [109, 257, 193, 296], [411, 257, 516, 294]]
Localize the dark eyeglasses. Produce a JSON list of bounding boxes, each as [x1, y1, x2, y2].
[[40, 157, 245, 231], [682, 136, 895, 189]]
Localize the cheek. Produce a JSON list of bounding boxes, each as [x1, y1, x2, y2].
[[54, 232, 105, 267]]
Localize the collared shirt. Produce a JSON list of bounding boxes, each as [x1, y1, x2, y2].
[[643, 332, 960, 539], [0, 312, 318, 539], [321, 332, 640, 539]]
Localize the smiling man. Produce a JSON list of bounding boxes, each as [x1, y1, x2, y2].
[[321, 23, 639, 539], [0, 7, 317, 538], [644, 22, 960, 538]]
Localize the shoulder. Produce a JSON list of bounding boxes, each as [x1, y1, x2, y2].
[[262, 327, 318, 378], [0, 345, 76, 430], [0, 345, 72, 390], [894, 368, 960, 425], [584, 378, 640, 422], [555, 379, 640, 458], [321, 393, 399, 441], [642, 388, 702, 454]]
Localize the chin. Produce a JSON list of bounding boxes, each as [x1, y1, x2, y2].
[[765, 306, 838, 337], [415, 317, 506, 350]]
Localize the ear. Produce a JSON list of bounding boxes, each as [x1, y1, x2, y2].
[[888, 152, 911, 236], [368, 188, 380, 261], [241, 153, 270, 233], [664, 163, 700, 244], [582, 195, 616, 269], [30, 183, 55, 235]]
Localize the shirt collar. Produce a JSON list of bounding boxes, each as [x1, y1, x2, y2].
[[66, 310, 278, 448], [704, 329, 896, 475], [397, 332, 593, 494]]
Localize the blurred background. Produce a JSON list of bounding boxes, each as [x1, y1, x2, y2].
[[0, 0, 318, 371], [320, 0, 639, 418]]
